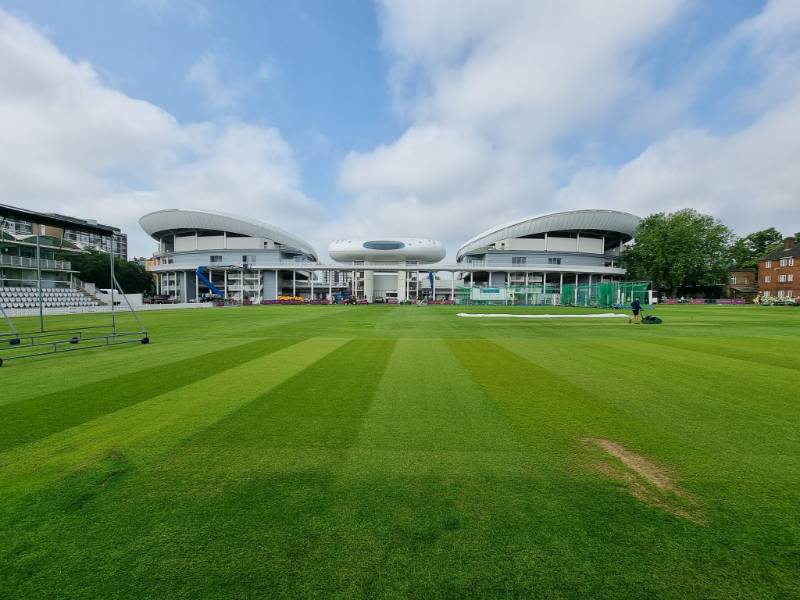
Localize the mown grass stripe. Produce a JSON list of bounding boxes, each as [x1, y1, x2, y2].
[[448, 339, 618, 455], [0, 340, 396, 599], [0, 337, 349, 500], [174, 338, 397, 451], [0, 337, 302, 452], [352, 338, 521, 452], [634, 335, 800, 372], [498, 334, 799, 438]]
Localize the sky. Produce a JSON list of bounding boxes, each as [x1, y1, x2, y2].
[[1, 0, 799, 259]]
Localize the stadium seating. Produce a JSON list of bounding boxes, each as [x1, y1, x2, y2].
[[0, 287, 101, 310]]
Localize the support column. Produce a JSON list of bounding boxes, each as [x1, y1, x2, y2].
[[310, 271, 314, 300], [525, 272, 529, 305], [328, 270, 332, 303], [450, 271, 454, 301], [195, 272, 199, 302], [224, 270, 228, 298], [574, 273, 579, 305], [432, 272, 436, 301], [292, 270, 296, 297]]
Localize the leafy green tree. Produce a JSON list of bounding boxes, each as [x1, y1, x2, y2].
[[730, 227, 783, 268], [621, 209, 734, 296], [66, 250, 155, 294]]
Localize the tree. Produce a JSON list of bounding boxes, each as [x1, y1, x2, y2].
[[621, 209, 734, 296], [730, 227, 783, 268], [66, 250, 155, 294]]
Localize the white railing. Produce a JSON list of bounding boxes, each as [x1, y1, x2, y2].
[[0, 255, 72, 270]]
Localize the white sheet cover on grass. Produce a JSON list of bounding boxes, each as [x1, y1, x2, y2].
[[456, 312, 628, 319]]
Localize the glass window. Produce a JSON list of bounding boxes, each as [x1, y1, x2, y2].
[[210, 255, 223, 263], [363, 241, 405, 250], [547, 257, 562, 265], [765, 260, 772, 268], [765, 275, 772, 283], [729, 276, 737, 284], [512, 256, 526, 265]]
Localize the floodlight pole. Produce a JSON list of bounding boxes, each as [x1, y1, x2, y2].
[[35, 232, 44, 332], [110, 249, 116, 334]]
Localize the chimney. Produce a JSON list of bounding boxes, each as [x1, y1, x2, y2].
[[785, 237, 795, 250]]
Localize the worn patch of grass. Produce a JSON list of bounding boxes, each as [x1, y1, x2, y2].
[[0, 305, 798, 598]]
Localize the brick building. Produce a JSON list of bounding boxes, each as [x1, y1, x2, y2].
[[726, 268, 758, 302], [758, 237, 798, 301]]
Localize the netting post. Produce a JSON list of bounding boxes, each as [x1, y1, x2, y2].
[[110, 248, 116, 334], [35, 232, 44, 332]]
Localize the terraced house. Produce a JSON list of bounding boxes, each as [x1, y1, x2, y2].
[[759, 236, 799, 301]]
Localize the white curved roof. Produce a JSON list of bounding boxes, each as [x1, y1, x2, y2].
[[457, 209, 640, 260], [329, 238, 446, 263], [139, 208, 317, 260]]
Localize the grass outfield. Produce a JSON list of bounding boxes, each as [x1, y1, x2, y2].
[[1, 304, 798, 598]]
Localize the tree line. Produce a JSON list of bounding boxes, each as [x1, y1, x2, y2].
[[621, 208, 792, 296], [66, 250, 155, 294]]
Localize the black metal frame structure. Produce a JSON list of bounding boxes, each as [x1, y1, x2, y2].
[[0, 208, 149, 367]]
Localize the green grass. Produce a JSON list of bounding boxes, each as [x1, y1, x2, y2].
[[1, 304, 798, 598]]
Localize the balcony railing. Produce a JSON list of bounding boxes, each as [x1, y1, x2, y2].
[[0, 254, 72, 271]]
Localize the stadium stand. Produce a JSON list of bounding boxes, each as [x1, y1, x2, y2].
[[0, 288, 100, 310]]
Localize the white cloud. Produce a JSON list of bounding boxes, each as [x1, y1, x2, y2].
[[556, 0, 800, 236], [186, 52, 272, 110], [0, 9, 320, 257], [336, 0, 686, 254], [4, 2, 800, 264], [556, 95, 800, 236], [336, 0, 800, 255]]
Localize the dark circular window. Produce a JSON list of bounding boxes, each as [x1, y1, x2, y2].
[[363, 240, 406, 250]]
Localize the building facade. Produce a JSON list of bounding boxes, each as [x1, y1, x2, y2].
[[328, 238, 446, 302], [140, 208, 325, 302], [0, 205, 127, 259], [759, 237, 798, 301], [0, 204, 122, 290], [455, 209, 640, 302], [726, 268, 758, 302], [141, 207, 643, 304]]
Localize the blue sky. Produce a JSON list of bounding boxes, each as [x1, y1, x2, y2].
[[1, 0, 798, 257], [1, 0, 400, 204]]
